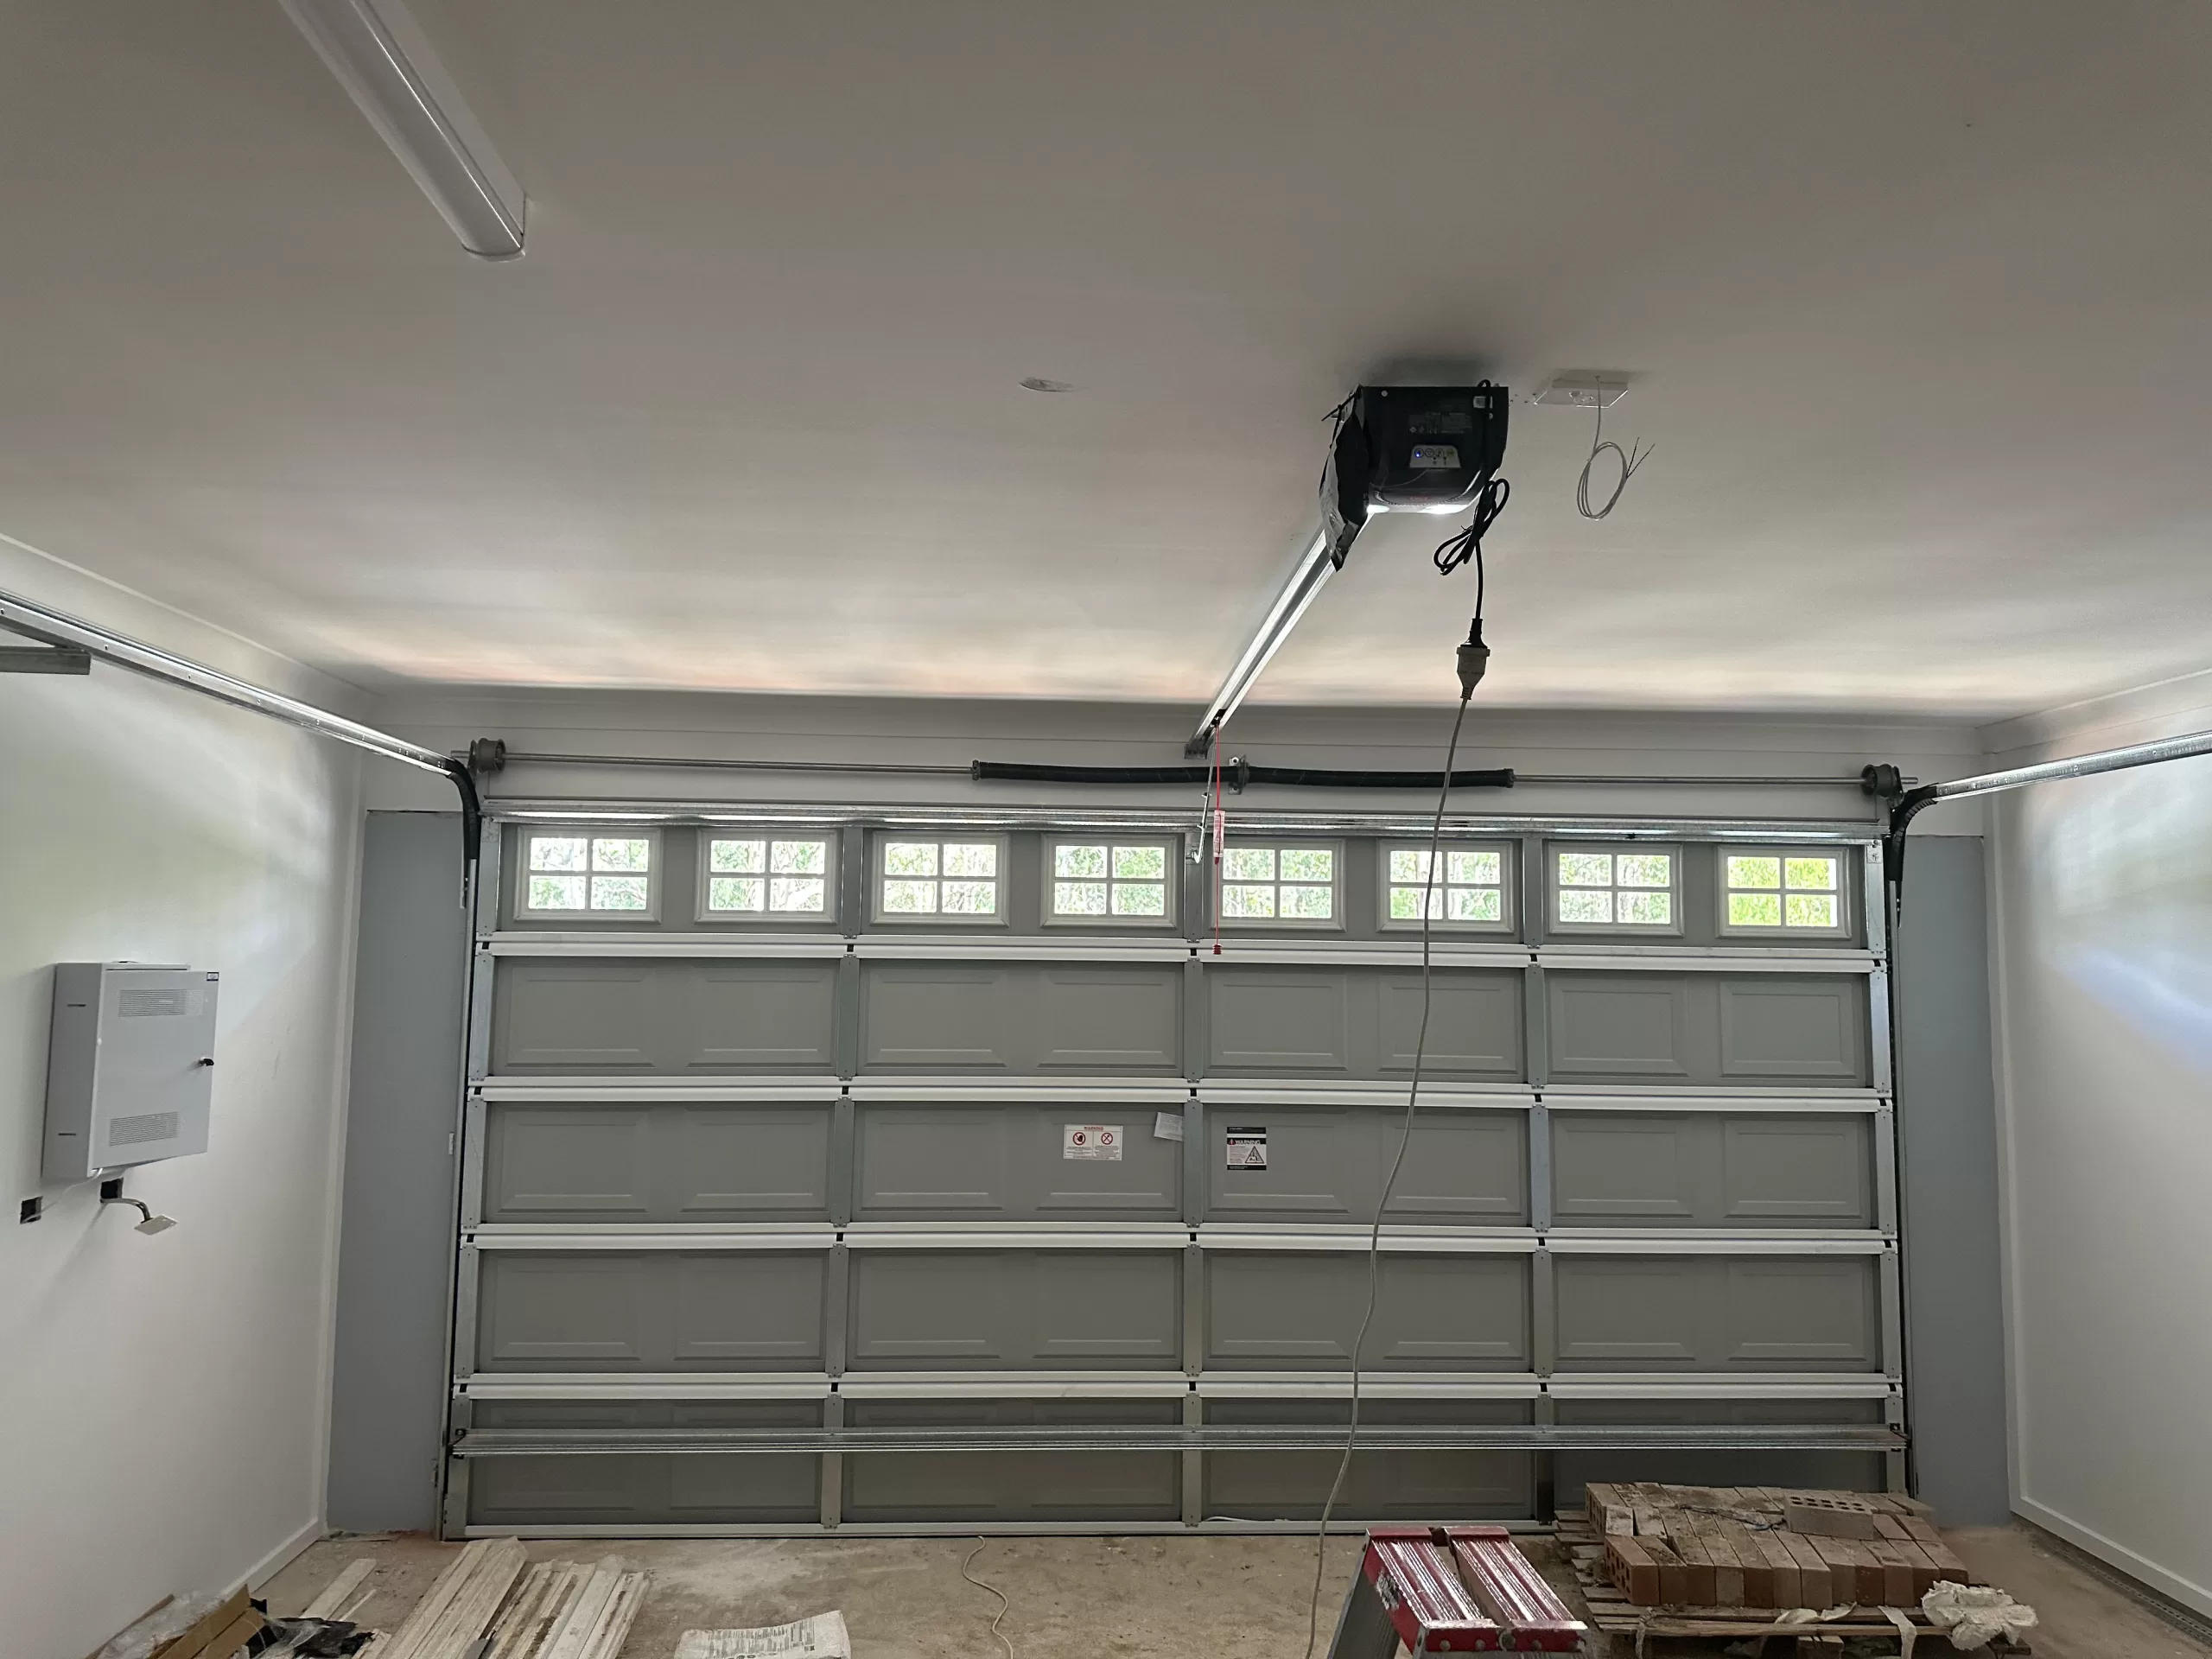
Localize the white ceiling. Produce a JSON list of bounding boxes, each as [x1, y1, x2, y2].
[[2, 1, 2209, 717]]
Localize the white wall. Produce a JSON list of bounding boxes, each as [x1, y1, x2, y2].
[[0, 540, 366, 1658], [361, 683, 1993, 824], [1979, 668, 2212, 1614]]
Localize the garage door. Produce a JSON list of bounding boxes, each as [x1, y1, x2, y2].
[[442, 810, 1902, 1535]]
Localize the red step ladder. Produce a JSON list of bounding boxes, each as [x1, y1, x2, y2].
[[1325, 1527, 1588, 1656]]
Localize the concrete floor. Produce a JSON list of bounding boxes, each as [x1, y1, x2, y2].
[[265, 1524, 2211, 1659]]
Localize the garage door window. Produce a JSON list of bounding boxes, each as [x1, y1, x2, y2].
[[700, 834, 836, 920], [1046, 838, 1177, 924], [1720, 849, 1847, 936], [1219, 843, 1340, 926], [1551, 846, 1679, 931], [875, 836, 1008, 922], [518, 830, 658, 918], [1382, 843, 1511, 930]]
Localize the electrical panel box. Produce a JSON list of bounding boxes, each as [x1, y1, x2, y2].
[[43, 963, 220, 1183]]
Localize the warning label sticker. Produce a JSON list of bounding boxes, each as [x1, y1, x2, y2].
[[1224, 1127, 1268, 1170], [1153, 1111, 1185, 1142], [1063, 1123, 1123, 1161]]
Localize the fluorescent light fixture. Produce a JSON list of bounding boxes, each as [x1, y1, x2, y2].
[[281, 0, 526, 259], [1185, 530, 1334, 755]]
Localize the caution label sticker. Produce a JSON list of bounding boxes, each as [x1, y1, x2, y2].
[[1224, 1127, 1268, 1170], [1063, 1123, 1123, 1161]]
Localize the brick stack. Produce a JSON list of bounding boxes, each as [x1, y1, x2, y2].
[[1586, 1483, 1972, 1610]]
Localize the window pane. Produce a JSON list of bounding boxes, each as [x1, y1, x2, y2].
[[1559, 852, 1612, 887], [709, 876, 765, 912], [1558, 890, 1611, 924], [1617, 890, 1672, 925], [885, 842, 938, 877], [530, 836, 588, 872], [1786, 856, 1839, 892], [944, 842, 996, 877], [1112, 882, 1166, 916], [1056, 844, 1108, 878], [942, 880, 996, 914], [1618, 854, 1671, 888], [592, 874, 649, 911], [1055, 880, 1109, 915], [1391, 849, 1431, 882], [1223, 848, 1274, 881], [712, 838, 766, 874], [1452, 887, 1503, 923], [528, 874, 585, 910], [1223, 884, 1275, 918], [883, 879, 936, 912], [1726, 855, 1780, 889], [1280, 848, 1333, 882], [1389, 886, 1424, 921], [594, 838, 651, 873], [772, 839, 828, 874], [1113, 844, 1166, 880], [770, 876, 825, 912], [1282, 884, 1333, 918], [1729, 892, 1783, 927], [1786, 893, 1839, 929], [1449, 849, 1501, 885]]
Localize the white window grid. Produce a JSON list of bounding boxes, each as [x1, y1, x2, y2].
[[697, 830, 838, 922], [1719, 847, 1851, 937], [1044, 836, 1179, 925], [1379, 842, 1514, 931], [873, 834, 1010, 924], [517, 829, 660, 919], [1217, 842, 1343, 928], [1550, 843, 1681, 932]]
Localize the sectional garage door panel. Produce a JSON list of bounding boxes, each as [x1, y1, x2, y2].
[[1717, 979, 1867, 1081], [847, 1249, 1182, 1369], [1204, 1106, 1527, 1225], [451, 821, 1897, 1533], [853, 1103, 1181, 1220], [1552, 1255, 1881, 1371], [1547, 973, 1869, 1087], [483, 1103, 835, 1223], [844, 1401, 1181, 1522], [474, 1251, 827, 1371], [1553, 1398, 1886, 1506], [465, 1400, 825, 1527], [858, 963, 1183, 1074], [469, 1452, 822, 1527], [1205, 968, 1522, 1078], [1203, 1253, 1531, 1370], [493, 960, 839, 1074], [1551, 1113, 1872, 1229], [1204, 1400, 1534, 1521]]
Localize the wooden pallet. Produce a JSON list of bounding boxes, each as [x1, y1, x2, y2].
[[1555, 1510, 2031, 1656]]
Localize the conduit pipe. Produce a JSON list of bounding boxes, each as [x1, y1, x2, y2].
[[0, 586, 484, 859], [1879, 724, 2212, 891]]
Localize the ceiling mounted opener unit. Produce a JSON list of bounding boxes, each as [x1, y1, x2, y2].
[[1322, 384, 1510, 563], [1186, 384, 1510, 755]]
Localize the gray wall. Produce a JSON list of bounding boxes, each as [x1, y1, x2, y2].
[[327, 811, 468, 1532], [1894, 835, 2009, 1524]]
